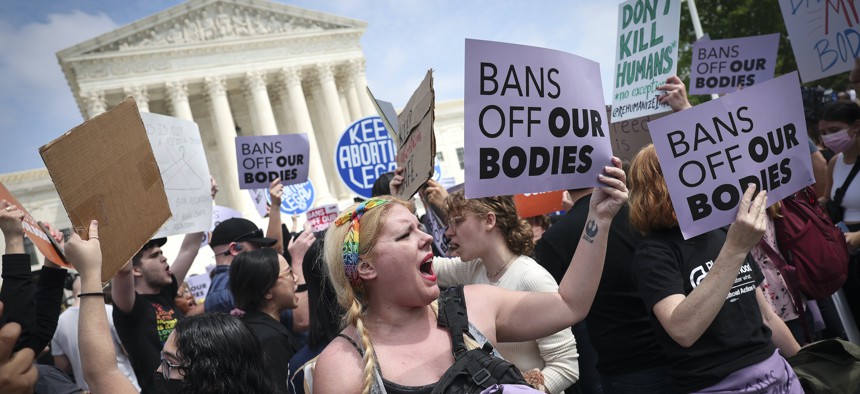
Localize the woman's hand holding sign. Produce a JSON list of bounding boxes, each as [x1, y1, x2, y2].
[[657, 76, 692, 113], [724, 184, 768, 256]]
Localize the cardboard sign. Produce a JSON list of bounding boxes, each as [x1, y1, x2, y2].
[[267, 181, 315, 215], [606, 106, 668, 162], [248, 189, 268, 218], [648, 72, 814, 239], [395, 70, 436, 200], [235, 134, 310, 189], [141, 112, 213, 238], [184, 273, 211, 304], [366, 87, 401, 146], [0, 183, 69, 266], [335, 116, 397, 198], [419, 193, 450, 256], [514, 191, 565, 218], [611, 0, 681, 122], [464, 39, 612, 199], [690, 33, 780, 95], [39, 97, 171, 283], [306, 204, 339, 233], [779, 0, 860, 83]]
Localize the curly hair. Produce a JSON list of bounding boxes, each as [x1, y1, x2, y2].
[[628, 144, 678, 234], [229, 248, 279, 312], [445, 191, 534, 256], [174, 313, 276, 394]]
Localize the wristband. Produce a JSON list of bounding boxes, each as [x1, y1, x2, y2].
[[77, 292, 106, 299], [296, 283, 308, 293]]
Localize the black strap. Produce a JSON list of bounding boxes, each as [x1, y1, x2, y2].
[[437, 286, 470, 357], [338, 333, 364, 357], [758, 239, 812, 343], [833, 156, 860, 208]]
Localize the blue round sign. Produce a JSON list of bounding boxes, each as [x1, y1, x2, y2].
[[265, 181, 315, 215], [335, 116, 398, 198]]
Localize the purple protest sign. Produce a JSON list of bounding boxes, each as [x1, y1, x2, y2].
[[235, 134, 310, 189], [690, 33, 779, 95], [648, 72, 814, 239], [464, 38, 612, 199]]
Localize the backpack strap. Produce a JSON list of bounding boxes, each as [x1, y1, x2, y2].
[[758, 239, 812, 343], [436, 286, 500, 388], [833, 156, 860, 209]]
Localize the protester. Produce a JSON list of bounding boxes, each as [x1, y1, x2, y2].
[[174, 282, 204, 317], [313, 156, 626, 393], [288, 238, 343, 394], [52, 276, 140, 391], [534, 187, 670, 394], [525, 215, 551, 244], [818, 99, 860, 331], [230, 248, 300, 393], [1, 201, 68, 355], [434, 191, 580, 394], [110, 184, 213, 391], [628, 144, 801, 393], [68, 219, 278, 394]]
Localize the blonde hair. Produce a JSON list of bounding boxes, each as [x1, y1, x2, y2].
[[323, 196, 412, 394], [445, 191, 534, 256], [628, 144, 678, 234]]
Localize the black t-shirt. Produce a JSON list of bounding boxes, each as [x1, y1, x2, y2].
[[633, 228, 775, 392], [243, 310, 298, 394], [534, 196, 667, 375], [113, 276, 183, 393]]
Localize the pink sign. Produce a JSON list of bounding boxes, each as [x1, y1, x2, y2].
[[306, 204, 339, 233], [464, 39, 612, 199], [648, 72, 814, 239]]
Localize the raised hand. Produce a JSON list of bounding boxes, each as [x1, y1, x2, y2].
[[590, 157, 628, 222], [724, 184, 768, 255], [657, 75, 692, 113], [64, 220, 102, 278]]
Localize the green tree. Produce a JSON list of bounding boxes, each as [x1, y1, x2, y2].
[[676, 0, 849, 105]]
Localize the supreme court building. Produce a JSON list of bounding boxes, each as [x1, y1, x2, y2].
[[0, 0, 465, 268]]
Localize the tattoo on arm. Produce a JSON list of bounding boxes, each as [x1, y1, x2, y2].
[[582, 219, 598, 244]]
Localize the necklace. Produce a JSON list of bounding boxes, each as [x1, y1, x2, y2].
[[488, 254, 517, 281]]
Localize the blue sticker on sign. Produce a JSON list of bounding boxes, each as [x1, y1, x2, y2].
[[265, 181, 315, 215], [335, 116, 398, 198]]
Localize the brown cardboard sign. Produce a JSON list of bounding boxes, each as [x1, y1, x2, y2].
[[395, 70, 436, 200], [0, 182, 69, 267], [606, 105, 668, 162], [39, 97, 171, 283]]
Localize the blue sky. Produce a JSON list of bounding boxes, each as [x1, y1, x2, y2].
[[0, 0, 622, 174]]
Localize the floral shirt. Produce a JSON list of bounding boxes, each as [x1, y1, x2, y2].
[[750, 218, 802, 321]]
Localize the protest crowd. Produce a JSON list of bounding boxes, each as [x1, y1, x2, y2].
[[4, 2, 860, 394]]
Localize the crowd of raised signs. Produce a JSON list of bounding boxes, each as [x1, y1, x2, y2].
[[5, 9, 860, 394]]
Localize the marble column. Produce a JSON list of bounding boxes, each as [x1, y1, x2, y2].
[[244, 70, 278, 135], [337, 83, 352, 126], [343, 72, 363, 122], [83, 90, 106, 119], [165, 80, 193, 121], [317, 62, 347, 134], [308, 77, 349, 200], [204, 75, 245, 211], [351, 58, 376, 117], [123, 85, 150, 112], [277, 67, 334, 205]]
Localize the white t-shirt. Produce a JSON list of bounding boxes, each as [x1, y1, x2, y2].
[[51, 304, 141, 392]]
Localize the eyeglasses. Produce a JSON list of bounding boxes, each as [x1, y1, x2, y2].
[[160, 352, 183, 379]]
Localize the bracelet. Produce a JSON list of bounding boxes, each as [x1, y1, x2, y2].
[[296, 283, 308, 293], [77, 292, 106, 299]]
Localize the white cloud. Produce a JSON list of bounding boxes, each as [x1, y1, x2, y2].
[[0, 10, 118, 172]]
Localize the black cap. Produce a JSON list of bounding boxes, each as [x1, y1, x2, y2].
[[151, 238, 167, 247], [210, 218, 277, 247]]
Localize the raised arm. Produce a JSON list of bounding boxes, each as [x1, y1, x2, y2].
[[287, 227, 314, 332], [267, 177, 285, 254], [170, 231, 204, 286], [66, 220, 137, 394], [111, 260, 136, 314], [467, 158, 627, 342], [652, 185, 767, 347]]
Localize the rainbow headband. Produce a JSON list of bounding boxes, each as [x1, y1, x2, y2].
[[334, 197, 390, 287]]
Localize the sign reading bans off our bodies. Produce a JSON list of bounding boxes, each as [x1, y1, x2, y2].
[[235, 134, 310, 189], [465, 39, 612, 199], [690, 33, 779, 95], [611, 0, 681, 122], [649, 72, 814, 239]]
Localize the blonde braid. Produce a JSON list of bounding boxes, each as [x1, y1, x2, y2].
[[347, 299, 377, 394]]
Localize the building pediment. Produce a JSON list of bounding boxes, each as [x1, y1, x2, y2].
[[58, 0, 366, 58]]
